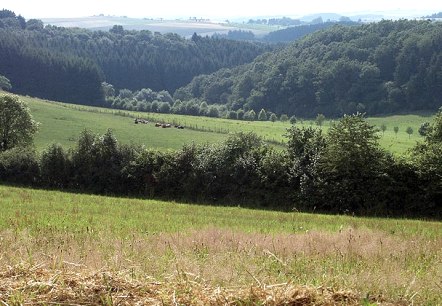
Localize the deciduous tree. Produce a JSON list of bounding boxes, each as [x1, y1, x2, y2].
[[0, 94, 38, 151]]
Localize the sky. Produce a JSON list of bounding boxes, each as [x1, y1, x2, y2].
[[1, 0, 441, 20]]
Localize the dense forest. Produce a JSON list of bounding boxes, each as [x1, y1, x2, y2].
[[2, 10, 442, 118], [177, 20, 442, 117], [0, 9, 271, 105]]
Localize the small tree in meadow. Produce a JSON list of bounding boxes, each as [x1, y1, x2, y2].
[[315, 114, 325, 127], [380, 124, 387, 135], [0, 94, 39, 151], [258, 109, 267, 121], [290, 115, 297, 125], [418, 122, 431, 137], [394, 126, 399, 137], [280, 114, 289, 122], [406, 126, 413, 138], [0, 75, 12, 91], [270, 113, 278, 122], [227, 110, 238, 119], [244, 110, 256, 121]]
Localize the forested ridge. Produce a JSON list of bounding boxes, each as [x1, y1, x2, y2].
[[177, 20, 442, 117], [0, 9, 271, 105], [1, 10, 442, 118]]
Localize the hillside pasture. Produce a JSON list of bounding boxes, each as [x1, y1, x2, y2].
[[0, 185, 440, 304], [24, 96, 227, 151], [23, 94, 433, 154], [41, 16, 272, 37]]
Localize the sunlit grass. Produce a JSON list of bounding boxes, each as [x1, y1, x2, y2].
[[0, 185, 441, 304], [21, 94, 432, 154]]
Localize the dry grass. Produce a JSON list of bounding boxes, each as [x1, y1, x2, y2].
[[0, 265, 366, 305], [1, 227, 440, 305]]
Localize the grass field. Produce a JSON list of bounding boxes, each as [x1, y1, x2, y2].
[[5, 93, 436, 154], [0, 185, 440, 304], [41, 16, 273, 37], [23, 96, 228, 151]]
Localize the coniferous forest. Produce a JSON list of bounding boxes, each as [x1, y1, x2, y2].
[[0, 9, 271, 105], [2, 10, 441, 118]]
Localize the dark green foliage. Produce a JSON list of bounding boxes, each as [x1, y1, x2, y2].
[[213, 30, 256, 41], [0, 29, 104, 105], [418, 122, 431, 137], [315, 114, 325, 126], [313, 114, 389, 213], [40, 144, 70, 188], [0, 11, 270, 106], [0, 147, 39, 185], [178, 20, 442, 117], [258, 109, 267, 121], [406, 127, 414, 138], [0, 110, 440, 218], [285, 126, 326, 208], [263, 21, 358, 43], [280, 114, 289, 122], [0, 74, 11, 90], [121, 149, 165, 196], [410, 109, 442, 213], [0, 94, 38, 151], [70, 129, 130, 193]]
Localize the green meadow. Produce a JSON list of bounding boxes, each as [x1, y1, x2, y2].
[[24, 96, 227, 151], [20, 94, 433, 154], [0, 185, 440, 304]]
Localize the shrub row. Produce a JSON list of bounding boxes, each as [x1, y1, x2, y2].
[[1, 113, 441, 218]]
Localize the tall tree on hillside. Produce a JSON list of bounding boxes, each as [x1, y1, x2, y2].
[[0, 75, 11, 91], [314, 113, 388, 212], [0, 94, 39, 151]]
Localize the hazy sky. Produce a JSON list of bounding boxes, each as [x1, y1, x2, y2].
[[2, 0, 441, 19]]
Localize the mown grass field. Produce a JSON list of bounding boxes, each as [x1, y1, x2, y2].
[[0, 185, 441, 304], [23, 96, 227, 151], [20, 94, 434, 155]]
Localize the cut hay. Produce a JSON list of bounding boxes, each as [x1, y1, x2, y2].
[[0, 264, 400, 305]]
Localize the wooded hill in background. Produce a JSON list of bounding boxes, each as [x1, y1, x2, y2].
[[176, 20, 442, 117], [216, 21, 359, 43], [0, 9, 271, 105]]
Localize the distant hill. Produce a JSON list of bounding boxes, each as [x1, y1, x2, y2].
[[0, 10, 272, 105], [425, 12, 442, 19], [41, 16, 271, 38], [175, 20, 442, 117], [300, 13, 343, 22], [262, 21, 358, 43]]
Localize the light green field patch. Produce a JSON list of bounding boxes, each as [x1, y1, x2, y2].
[[11, 94, 437, 154]]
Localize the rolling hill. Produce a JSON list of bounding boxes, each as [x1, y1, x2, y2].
[[177, 20, 442, 118], [9, 93, 433, 155]]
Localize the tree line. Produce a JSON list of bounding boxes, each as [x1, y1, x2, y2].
[[1, 94, 440, 218], [0, 9, 271, 105], [177, 20, 442, 118]]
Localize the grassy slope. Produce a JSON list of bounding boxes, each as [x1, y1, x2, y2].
[[0, 185, 440, 304], [24, 96, 227, 151], [22, 94, 433, 154]]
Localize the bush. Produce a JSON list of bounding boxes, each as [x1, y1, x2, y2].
[[314, 114, 390, 213], [40, 144, 70, 188], [0, 147, 39, 185]]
